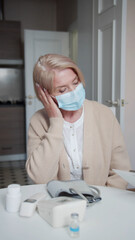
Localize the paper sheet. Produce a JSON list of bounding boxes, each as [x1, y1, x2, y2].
[[113, 169, 135, 187]]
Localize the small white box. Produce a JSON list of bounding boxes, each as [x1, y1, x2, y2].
[[37, 197, 86, 228]]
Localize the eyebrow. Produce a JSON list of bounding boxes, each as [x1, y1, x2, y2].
[[55, 75, 78, 89]]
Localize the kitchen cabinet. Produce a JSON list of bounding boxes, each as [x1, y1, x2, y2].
[[0, 20, 22, 59], [0, 106, 25, 155]]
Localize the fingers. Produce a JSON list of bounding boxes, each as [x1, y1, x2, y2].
[[36, 83, 50, 105], [35, 83, 62, 118], [43, 88, 52, 104]]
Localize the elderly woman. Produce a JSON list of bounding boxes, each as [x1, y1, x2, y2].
[[26, 54, 130, 189]]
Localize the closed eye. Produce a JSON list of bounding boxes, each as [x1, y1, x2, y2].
[[72, 75, 80, 85], [73, 79, 79, 85], [59, 87, 67, 94]]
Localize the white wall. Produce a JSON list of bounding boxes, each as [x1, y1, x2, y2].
[[77, 0, 93, 100], [124, 0, 135, 170], [4, 0, 57, 42]]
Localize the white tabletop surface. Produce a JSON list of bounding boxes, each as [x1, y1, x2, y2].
[[0, 184, 135, 240]]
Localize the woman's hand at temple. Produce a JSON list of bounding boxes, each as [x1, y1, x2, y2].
[[36, 83, 62, 118]]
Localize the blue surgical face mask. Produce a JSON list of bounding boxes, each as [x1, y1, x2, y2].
[[55, 83, 85, 111]]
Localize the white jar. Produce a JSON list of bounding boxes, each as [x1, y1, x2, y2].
[[6, 184, 21, 213]]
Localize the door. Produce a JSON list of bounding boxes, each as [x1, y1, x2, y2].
[[24, 30, 69, 144], [92, 0, 127, 130]]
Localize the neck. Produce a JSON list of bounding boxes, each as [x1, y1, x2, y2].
[[61, 107, 83, 123]]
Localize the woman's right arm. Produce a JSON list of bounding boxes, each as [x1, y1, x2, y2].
[[26, 113, 64, 184], [26, 83, 64, 183]]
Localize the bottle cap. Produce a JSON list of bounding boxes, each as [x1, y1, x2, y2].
[[7, 184, 21, 195]]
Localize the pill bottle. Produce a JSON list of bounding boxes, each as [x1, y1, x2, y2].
[[69, 213, 80, 238], [6, 184, 21, 213]]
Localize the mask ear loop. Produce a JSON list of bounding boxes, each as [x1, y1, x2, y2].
[[49, 95, 58, 107], [50, 95, 56, 99]]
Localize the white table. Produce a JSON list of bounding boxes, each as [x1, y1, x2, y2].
[[0, 184, 135, 240]]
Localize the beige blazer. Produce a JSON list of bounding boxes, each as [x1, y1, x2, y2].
[[26, 100, 131, 189]]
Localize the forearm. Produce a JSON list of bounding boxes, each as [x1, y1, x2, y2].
[[106, 118, 131, 189], [106, 154, 131, 189], [106, 172, 129, 189], [26, 138, 63, 184], [26, 117, 64, 184]]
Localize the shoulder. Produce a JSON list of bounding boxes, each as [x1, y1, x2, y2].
[[84, 99, 114, 114], [84, 99, 116, 123], [84, 100, 122, 139]]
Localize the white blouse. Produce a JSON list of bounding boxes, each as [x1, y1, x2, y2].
[[63, 108, 84, 180]]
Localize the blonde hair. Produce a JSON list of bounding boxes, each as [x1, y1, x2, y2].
[[33, 54, 85, 99]]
